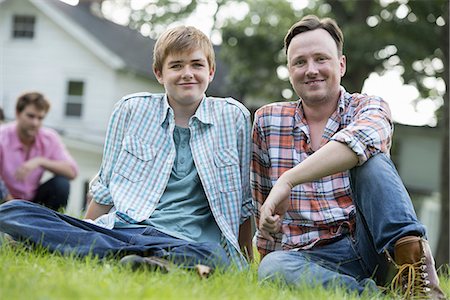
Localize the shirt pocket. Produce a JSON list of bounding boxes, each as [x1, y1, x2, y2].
[[114, 135, 155, 182], [214, 148, 240, 192]]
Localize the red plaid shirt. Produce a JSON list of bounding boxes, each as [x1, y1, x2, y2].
[[251, 87, 393, 257]]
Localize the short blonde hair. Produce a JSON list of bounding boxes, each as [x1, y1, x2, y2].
[[152, 26, 215, 74]]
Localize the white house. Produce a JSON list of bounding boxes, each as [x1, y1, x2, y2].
[[0, 0, 231, 215], [0, 0, 167, 215]]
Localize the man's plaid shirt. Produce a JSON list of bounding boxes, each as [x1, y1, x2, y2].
[[251, 87, 393, 257]]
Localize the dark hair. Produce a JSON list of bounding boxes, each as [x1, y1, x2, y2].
[[0, 107, 4, 121], [284, 15, 344, 56], [16, 92, 50, 113]]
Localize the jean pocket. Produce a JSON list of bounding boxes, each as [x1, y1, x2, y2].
[[114, 135, 155, 182]]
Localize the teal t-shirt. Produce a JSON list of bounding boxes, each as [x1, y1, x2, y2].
[[144, 126, 222, 244]]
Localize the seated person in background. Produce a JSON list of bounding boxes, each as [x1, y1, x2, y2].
[[0, 25, 253, 273], [0, 92, 78, 210]]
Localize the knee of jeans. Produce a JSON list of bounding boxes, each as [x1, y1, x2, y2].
[[0, 200, 30, 219], [258, 251, 293, 280], [51, 176, 70, 193], [203, 242, 230, 269], [350, 153, 391, 181]]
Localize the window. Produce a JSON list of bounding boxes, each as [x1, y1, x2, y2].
[[12, 15, 36, 39], [65, 81, 84, 117]]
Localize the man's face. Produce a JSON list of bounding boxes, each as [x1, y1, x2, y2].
[[287, 28, 346, 107], [16, 104, 47, 140], [154, 48, 214, 110]]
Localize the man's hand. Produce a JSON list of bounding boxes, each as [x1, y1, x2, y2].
[[15, 157, 43, 181], [259, 177, 292, 242]]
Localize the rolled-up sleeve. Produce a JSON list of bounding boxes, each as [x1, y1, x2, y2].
[[331, 95, 393, 166], [90, 99, 130, 205]]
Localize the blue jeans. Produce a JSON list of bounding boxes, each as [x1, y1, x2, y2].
[[258, 154, 426, 294], [33, 176, 70, 210], [0, 200, 230, 269]]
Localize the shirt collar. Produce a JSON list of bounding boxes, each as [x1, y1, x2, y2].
[[337, 86, 348, 114], [159, 94, 214, 127], [190, 95, 214, 126], [159, 95, 173, 127], [9, 122, 25, 150]]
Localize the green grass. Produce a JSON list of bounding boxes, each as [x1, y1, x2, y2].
[[1, 244, 449, 300]]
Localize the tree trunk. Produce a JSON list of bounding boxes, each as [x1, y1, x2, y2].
[[435, 0, 449, 268]]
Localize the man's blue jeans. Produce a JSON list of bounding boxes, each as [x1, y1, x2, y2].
[[0, 200, 230, 269], [258, 154, 426, 294], [33, 176, 70, 211]]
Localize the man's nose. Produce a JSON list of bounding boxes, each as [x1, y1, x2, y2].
[[31, 117, 41, 126], [305, 61, 319, 75]]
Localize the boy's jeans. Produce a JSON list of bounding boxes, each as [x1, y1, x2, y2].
[[0, 200, 230, 269], [258, 154, 426, 294]]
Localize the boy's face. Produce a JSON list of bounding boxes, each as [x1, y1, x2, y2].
[[154, 49, 214, 111]]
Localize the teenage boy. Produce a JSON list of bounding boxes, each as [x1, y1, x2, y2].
[[0, 25, 253, 271]]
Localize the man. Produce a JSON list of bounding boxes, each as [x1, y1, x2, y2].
[[0, 25, 253, 272], [0, 92, 78, 210], [252, 15, 445, 298]]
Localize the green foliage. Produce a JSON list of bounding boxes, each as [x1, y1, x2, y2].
[[3, 243, 449, 300], [98, 0, 447, 110]]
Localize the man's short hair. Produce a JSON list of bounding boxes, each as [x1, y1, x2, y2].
[[16, 92, 50, 113], [152, 25, 216, 74], [284, 15, 344, 56]]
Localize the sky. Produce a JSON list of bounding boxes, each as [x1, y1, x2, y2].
[[60, 0, 442, 127]]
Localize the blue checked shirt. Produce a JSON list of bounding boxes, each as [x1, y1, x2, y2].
[[90, 93, 253, 269]]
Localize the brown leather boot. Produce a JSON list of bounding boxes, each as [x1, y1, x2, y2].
[[388, 236, 447, 299]]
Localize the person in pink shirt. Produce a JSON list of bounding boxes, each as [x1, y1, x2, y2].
[[0, 92, 78, 210]]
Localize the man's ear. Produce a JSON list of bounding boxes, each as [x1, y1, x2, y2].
[[153, 68, 164, 84], [340, 55, 346, 77]]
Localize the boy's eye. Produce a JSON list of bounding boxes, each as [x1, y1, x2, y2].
[[170, 64, 182, 69]]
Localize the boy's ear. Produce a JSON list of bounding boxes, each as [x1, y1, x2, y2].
[[208, 68, 215, 82], [153, 68, 164, 84]]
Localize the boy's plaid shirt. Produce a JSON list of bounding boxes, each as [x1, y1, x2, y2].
[[252, 87, 393, 256]]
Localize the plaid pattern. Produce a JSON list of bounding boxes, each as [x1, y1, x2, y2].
[[91, 93, 252, 269], [252, 87, 393, 256]]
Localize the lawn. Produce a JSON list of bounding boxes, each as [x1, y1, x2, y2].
[[1, 243, 448, 300]]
